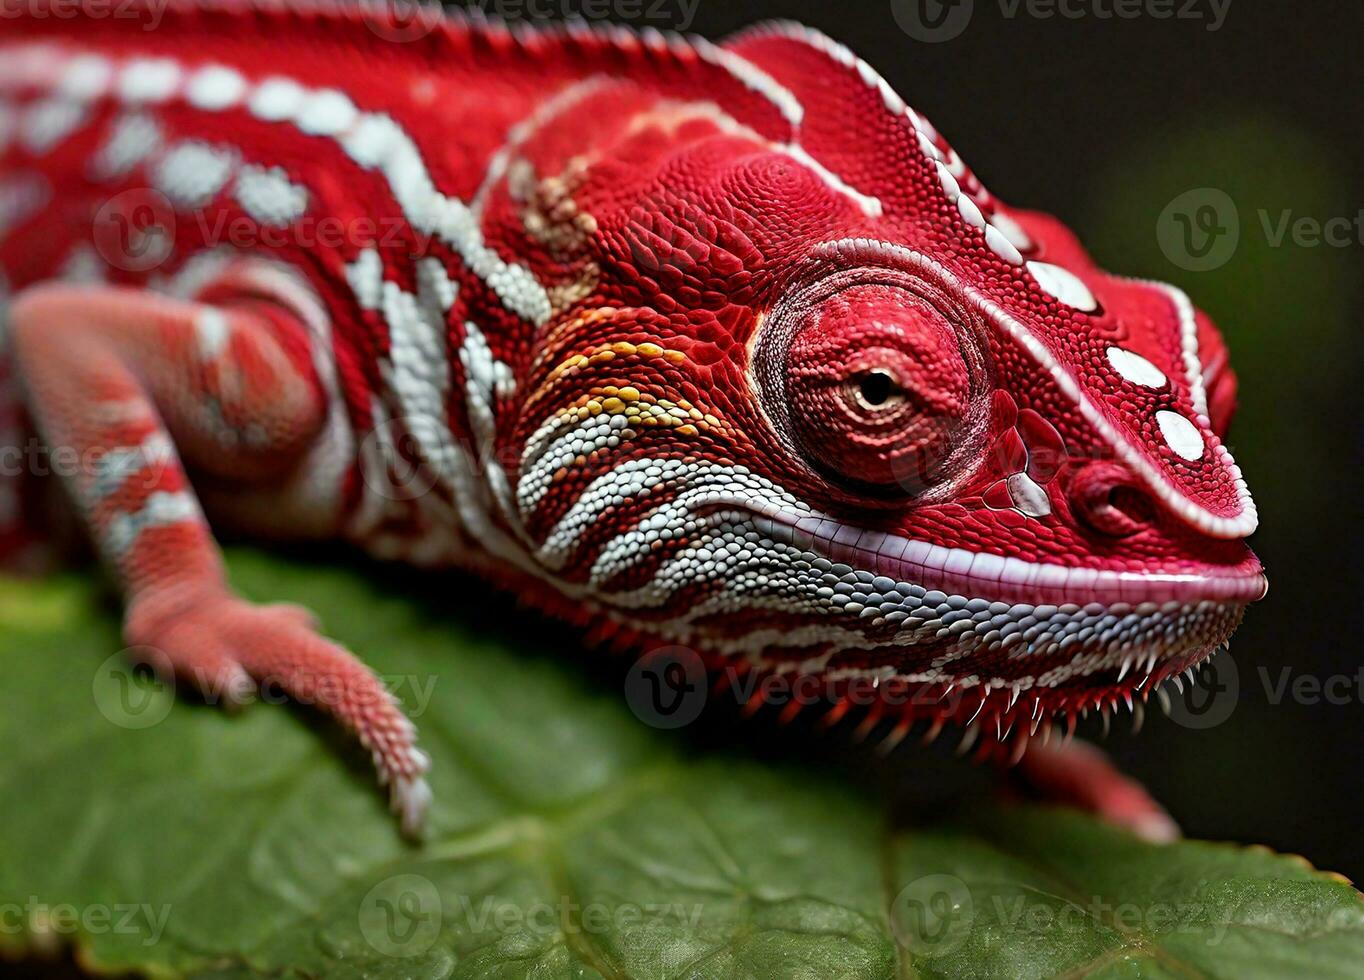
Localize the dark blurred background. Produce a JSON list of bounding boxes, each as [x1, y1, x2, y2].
[[461, 0, 1364, 876]]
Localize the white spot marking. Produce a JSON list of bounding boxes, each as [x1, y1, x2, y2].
[[234, 165, 308, 226], [20, 99, 88, 155], [957, 194, 985, 229], [984, 223, 1023, 265], [248, 77, 307, 122], [1106, 346, 1167, 389], [90, 112, 163, 180], [117, 58, 182, 104], [296, 89, 357, 136], [1027, 261, 1097, 312], [59, 54, 115, 101], [186, 65, 248, 111], [1156, 410, 1205, 461], [153, 141, 237, 209], [989, 211, 1033, 252]]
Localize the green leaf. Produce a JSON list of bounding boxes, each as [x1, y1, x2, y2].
[[1, 551, 1360, 978]]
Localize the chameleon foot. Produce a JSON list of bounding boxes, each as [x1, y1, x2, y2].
[[125, 584, 431, 836], [1014, 738, 1179, 843]]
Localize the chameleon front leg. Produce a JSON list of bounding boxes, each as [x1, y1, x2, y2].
[[8, 284, 430, 834], [1014, 739, 1179, 843]]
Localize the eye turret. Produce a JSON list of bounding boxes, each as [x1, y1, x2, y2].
[[759, 281, 989, 498]]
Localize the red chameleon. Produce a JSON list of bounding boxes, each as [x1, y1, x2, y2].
[[0, 1, 1265, 840]]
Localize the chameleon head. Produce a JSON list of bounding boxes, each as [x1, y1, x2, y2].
[[499, 25, 1262, 743]]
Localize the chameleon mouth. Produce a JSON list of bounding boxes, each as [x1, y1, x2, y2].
[[750, 513, 1267, 608], [730, 508, 1257, 749]]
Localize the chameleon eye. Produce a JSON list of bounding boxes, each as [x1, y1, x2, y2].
[[850, 368, 905, 411], [763, 282, 987, 496]]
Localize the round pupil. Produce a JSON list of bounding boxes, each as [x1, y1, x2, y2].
[[858, 370, 896, 406]]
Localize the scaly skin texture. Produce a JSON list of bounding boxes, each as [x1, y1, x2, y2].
[[0, 2, 1264, 838]]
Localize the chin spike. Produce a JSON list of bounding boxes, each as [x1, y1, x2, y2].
[[877, 717, 913, 757], [921, 714, 945, 745], [966, 693, 988, 726], [852, 704, 883, 743], [777, 698, 804, 725], [956, 722, 980, 756]]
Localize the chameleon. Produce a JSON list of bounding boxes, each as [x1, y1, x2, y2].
[[0, 0, 1264, 840]]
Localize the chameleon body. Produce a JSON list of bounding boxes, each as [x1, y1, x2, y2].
[[0, 1, 1264, 836]]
